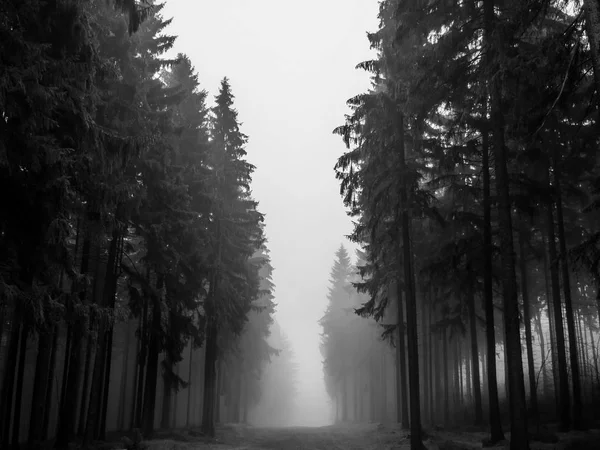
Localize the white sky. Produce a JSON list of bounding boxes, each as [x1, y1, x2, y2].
[[161, 0, 379, 425]]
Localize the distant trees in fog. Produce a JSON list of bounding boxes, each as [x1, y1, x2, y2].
[[331, 1, 600, 449]]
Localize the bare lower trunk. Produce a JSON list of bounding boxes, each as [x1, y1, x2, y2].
[[468, 288, 483, 424], [481, 121, 504, 443], [518, 224, 539, 421], [545, 179, 571, 431], [28, 327, 54, 446], [395, 279, 409, 429], [201, 319, 218, 437], [553, 152, 583, 429], [484, 1, 529, 445], [1, 315, 20, 448]]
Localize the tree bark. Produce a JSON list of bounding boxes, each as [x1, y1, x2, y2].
[[142, 274, 164, 438], [83, 230, 120, 447], [468, 288, 483, 424], [28, 326, 54, 446], [518, 224, 539, 421], [42, 323, 60, 440], [534, 311, 550, 398], [201, 317, 218, 436], [186, 342, 194, 428], [395, 280, 409, 429], [397, 111, 423, 449], [484, 1, 529, 446], [1, 314, 21, 448], [443, 327, 450, 428], [55, 229, 92, 449], [481, 123, 504, 442], [553, 151, 583, 429], [545, 173, 571, 431], [11, 321, 29, 449]]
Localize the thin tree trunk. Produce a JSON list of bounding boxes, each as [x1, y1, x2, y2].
[[518, 224, 539, 421], [545, 174, 571, 431], [28, 326, 54, 446], [186, 342, 194, 427], [428, 296, 435, 425], [117, 320, 131, 431], [201, 318, 218, 436], [135, 301, 148, 429], [421, 291, 430, 425], [78, 334, 94, 436], [1, 315, 21, 448], [99, 231, 122, 439], [443, 328, 450, 428], [534, 311, 550, 398], [55, 227, 92, 449], [553, 152, 583, 429], [83, 230, 120, 447], [481, 120, 504, 443], [468, 287, 483, 424], [42, 323, 60, 440], [142, 274, 164, 438], [12, 321, 29, 449], [484, 1, 529, 445], [395, 279, 409, 429], [542, 232, 560, 415], [397, 111, 423, 449]]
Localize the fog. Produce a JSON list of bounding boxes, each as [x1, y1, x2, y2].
[[161, 0, 379, 427]]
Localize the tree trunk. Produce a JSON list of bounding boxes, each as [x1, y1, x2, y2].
[[397, 111, 423, 449], [443, 328, 450, 428], [42, 323, 60, 440], [553, 152, 583, 429], [201, 319, 218, 436], [55, 229, 92, 449], [468, 288, 483, 424], [534, 311, 550, 398], [1, 314, 21, 448], [428, 296, 435, 425], [395, 280, 409, 429], [99, 231, 122, 439], [134, 301, 148, 429], [11, 322, 29, 449], [142, 275, 163, 438], [545, 175, 571, 431], [481, 120, 504, 443], [421, 291, 430, 426], [186, 342, 194, 427], [117, 320, 131, 431], [518, 224, 539, 421], [28, 326, 54, 446], [484, 1, 529, 445], [77, 334, 94, 437], [381, 350, 387, 422], [83, 230, 120, 447]]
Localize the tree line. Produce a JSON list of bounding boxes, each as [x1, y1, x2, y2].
[[323, 1, 600, 449], [0, 1, 293, 449]]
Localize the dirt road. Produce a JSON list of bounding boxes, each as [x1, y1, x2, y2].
[[148, 423, 410, 450]]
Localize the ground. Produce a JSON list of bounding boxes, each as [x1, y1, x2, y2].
[[123, 423, 600, 450]]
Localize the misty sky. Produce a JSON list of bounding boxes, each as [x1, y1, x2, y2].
[[162, 0, 379, 425]]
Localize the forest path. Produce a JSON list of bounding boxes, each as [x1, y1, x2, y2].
[[222, 423, 396, 449], [146, 423, 600, 450], [149, 423, 411, 450]]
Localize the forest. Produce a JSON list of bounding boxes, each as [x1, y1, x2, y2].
[[319, 0, 600, 449], [0, 1, 298, 449]]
